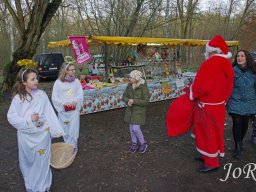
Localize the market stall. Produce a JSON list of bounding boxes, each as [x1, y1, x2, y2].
[[48, 36, 238, 114]]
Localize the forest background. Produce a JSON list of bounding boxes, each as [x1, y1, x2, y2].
[[0, 0, 256, 91]]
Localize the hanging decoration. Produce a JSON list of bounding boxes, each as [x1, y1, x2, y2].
[[69, 36, 91, 64]]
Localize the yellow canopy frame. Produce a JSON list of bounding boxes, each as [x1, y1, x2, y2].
[[48, 35, 239, 48]]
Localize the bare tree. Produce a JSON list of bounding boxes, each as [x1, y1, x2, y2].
[[176, 0, 199, 38], [176, 0, 200, 67], [241, 14, 256, 49], [1, 0, 255, 84], [222, 0, 237, 37], [0, 3, 12, 67], [75, 0, 163, 62], [1, 0, 62, 91], [231, 0, 256, 40]]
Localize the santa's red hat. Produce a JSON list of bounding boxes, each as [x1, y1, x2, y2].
[[206, 35, 232, 58]]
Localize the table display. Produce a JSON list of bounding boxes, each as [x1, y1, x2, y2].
[[81, 75, 192, 115]]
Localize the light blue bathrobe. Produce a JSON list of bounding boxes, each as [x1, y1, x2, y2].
[[7, 90, 64, 192]]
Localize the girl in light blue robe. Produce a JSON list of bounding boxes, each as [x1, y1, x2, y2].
[[7, 68, 64, 192], [51, 62, 83, 146]]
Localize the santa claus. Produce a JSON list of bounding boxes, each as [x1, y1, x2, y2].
[[166, 35, 234, 173], [189, 35, 234, 172]]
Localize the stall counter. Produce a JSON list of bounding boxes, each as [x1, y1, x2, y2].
[[81, 77, 189, 115]]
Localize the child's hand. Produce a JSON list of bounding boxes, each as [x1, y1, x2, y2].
[[31, 113, 39, 122], [128, 99, 134, 106], [64, 102, 76, 111], [37, 115, 46, 127]]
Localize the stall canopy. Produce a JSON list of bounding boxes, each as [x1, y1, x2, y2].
[[48, 36, 239, 48]]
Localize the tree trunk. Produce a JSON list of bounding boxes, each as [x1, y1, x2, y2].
[[2, 35, 40, 91], [1, 0, 62, 92]]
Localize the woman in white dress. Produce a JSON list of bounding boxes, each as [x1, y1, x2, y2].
[[51, 61, 83, 147], [7, 66, 64, 192]]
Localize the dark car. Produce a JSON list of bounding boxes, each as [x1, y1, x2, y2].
[[35, 53, 64, 80]]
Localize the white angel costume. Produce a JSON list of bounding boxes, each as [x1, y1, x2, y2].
[[7, 89, 64, 192], [51, 79, 83, 144]]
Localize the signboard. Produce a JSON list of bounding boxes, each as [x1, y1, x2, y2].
[[69, 36, 91, 64]]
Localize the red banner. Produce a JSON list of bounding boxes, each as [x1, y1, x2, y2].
[[69, 36, 91, 64]]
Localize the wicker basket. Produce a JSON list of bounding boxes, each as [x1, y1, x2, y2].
[[51, 142, 76, 169]]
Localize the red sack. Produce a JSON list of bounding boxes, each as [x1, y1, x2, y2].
[[64, 105, 76, 112], [166, 88, 195, 136]]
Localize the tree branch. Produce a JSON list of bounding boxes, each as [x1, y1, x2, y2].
[[3, 0, 23, 34], [15, 0, 25, 30]]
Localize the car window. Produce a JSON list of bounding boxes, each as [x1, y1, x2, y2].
[[52, 54, 64, 63], [39, 54, 64, 67]]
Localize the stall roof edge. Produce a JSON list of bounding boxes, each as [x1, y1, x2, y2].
[[48, 36, 239, 48]]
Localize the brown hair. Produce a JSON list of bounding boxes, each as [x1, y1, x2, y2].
[[12, 68, 38, 101], [58, 62, 75, 82], [232, 50, 256, 73]]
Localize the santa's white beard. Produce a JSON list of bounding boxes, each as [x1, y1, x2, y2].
[[204, 52, 209, 60]]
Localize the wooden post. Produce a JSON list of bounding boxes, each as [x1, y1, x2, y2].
[[103, 43, 109, 81]]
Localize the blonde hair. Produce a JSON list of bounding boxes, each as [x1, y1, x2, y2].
[[129, 70, 145, 89], [58, 62, 75, 82], [12, 68, 37, 101]]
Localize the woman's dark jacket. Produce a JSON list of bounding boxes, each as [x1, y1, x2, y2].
[[227, 65, 256, 115]]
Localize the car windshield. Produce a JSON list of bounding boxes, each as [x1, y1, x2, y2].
[[40, 54, 64, 66]]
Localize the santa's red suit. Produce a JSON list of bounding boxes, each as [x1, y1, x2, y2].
[[166, 86, 194, 137], [190, 54, 234, 168]]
